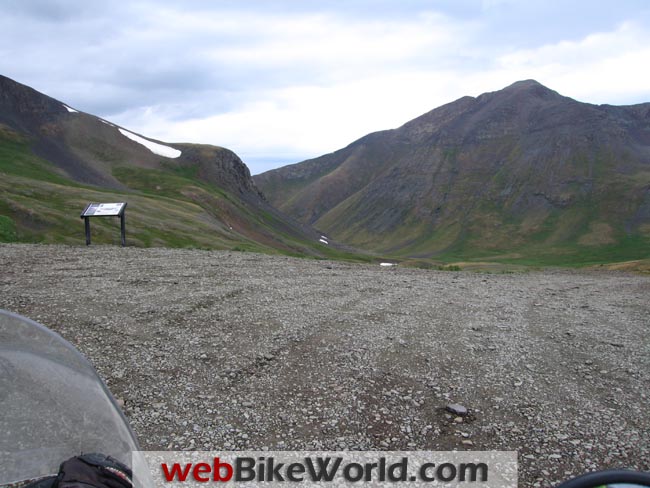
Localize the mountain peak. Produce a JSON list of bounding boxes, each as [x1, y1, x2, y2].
[[255, 80, 650, 263], [507, 79, 545, 89], [498, 79, 561, 99]]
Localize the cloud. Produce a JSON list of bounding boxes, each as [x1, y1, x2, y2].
[[495, 21, 650, 104], [1, 1, 649, 174], [96, 8, 478, 173], [111, 12, 650, 174]]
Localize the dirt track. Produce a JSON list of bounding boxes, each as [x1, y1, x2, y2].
[[1, 244, 648, 487]]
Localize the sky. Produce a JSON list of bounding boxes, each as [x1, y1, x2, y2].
[[1, 1, 650, 175]]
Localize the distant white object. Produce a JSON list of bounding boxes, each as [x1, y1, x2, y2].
[[380, 262, 395, 267], [63, 104, 78, 113], [118, 128, 181, 158], [320, 235, 328, 239], [100, 120, 115, 127], [319, 238, 329, 245]]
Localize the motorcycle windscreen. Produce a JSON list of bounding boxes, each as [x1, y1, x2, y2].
[[0, 310, 141, 485]]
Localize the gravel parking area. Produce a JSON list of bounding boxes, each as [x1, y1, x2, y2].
[[1, 244, 648, 487]]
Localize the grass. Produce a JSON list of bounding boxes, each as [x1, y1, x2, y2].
[[597, 258, 650, 274], [0, 215, 17, 242], [112, 166, 218, 199], [0, 130, 75, 186], [0, 175, 227, 247], [321, 200, 650, 269], [2, 128, 648, 268], [0, 143, 373, 263], [421, 232, 650, 268]]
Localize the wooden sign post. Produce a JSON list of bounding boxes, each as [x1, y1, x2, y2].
[[80, 202, 128, 247]]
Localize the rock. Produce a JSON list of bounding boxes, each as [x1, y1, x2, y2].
[[3, 244, 648, 488], [446, 403, 468, 416]]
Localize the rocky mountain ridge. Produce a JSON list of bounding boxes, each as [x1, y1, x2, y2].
[[255, 80, 650, 263]]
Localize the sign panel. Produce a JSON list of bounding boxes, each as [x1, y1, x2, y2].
[[80, 202, 128, 246], [81, 202, 126, 217]]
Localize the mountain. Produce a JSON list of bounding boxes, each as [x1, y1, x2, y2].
[[0, 74, 356, 258], [254, 80, 650, 265]]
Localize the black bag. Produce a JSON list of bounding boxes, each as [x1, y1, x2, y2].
[[24, 453, 132, 488]]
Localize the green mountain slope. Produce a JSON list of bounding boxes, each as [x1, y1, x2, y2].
[[255, 80, 650, 265], [0, 75, 360, 259]]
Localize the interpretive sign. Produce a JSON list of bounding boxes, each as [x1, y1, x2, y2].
[[81, 202, 126, 217], [80, 202, 127, 246]]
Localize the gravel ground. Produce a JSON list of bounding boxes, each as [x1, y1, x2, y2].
[[1, 244, 649, 487]]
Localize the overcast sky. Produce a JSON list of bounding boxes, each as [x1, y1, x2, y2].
[[2, 1, 650, 174]]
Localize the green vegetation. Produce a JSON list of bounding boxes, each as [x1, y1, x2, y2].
[[406, 232, 650, 268], [254, 81, 650, 270], [0, 130, 73, 185], [0, 140, 372, 263], [112, 166, 220, 199], [1, 121, 648, 268], [0, 215, 17, 242]]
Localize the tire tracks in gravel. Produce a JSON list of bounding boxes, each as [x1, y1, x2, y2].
[[1, 245, 648, 487]]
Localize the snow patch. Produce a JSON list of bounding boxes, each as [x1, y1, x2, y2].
[[63, 104, 78, 113], [319, 238, 329, 245], [118, 128, 181, 158], [100, 120, 115, 127], [380, 262, 395, 267]]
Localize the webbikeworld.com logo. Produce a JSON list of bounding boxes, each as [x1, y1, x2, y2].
[[135, 451, 518, 487], [162, 456, 486, 483]]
